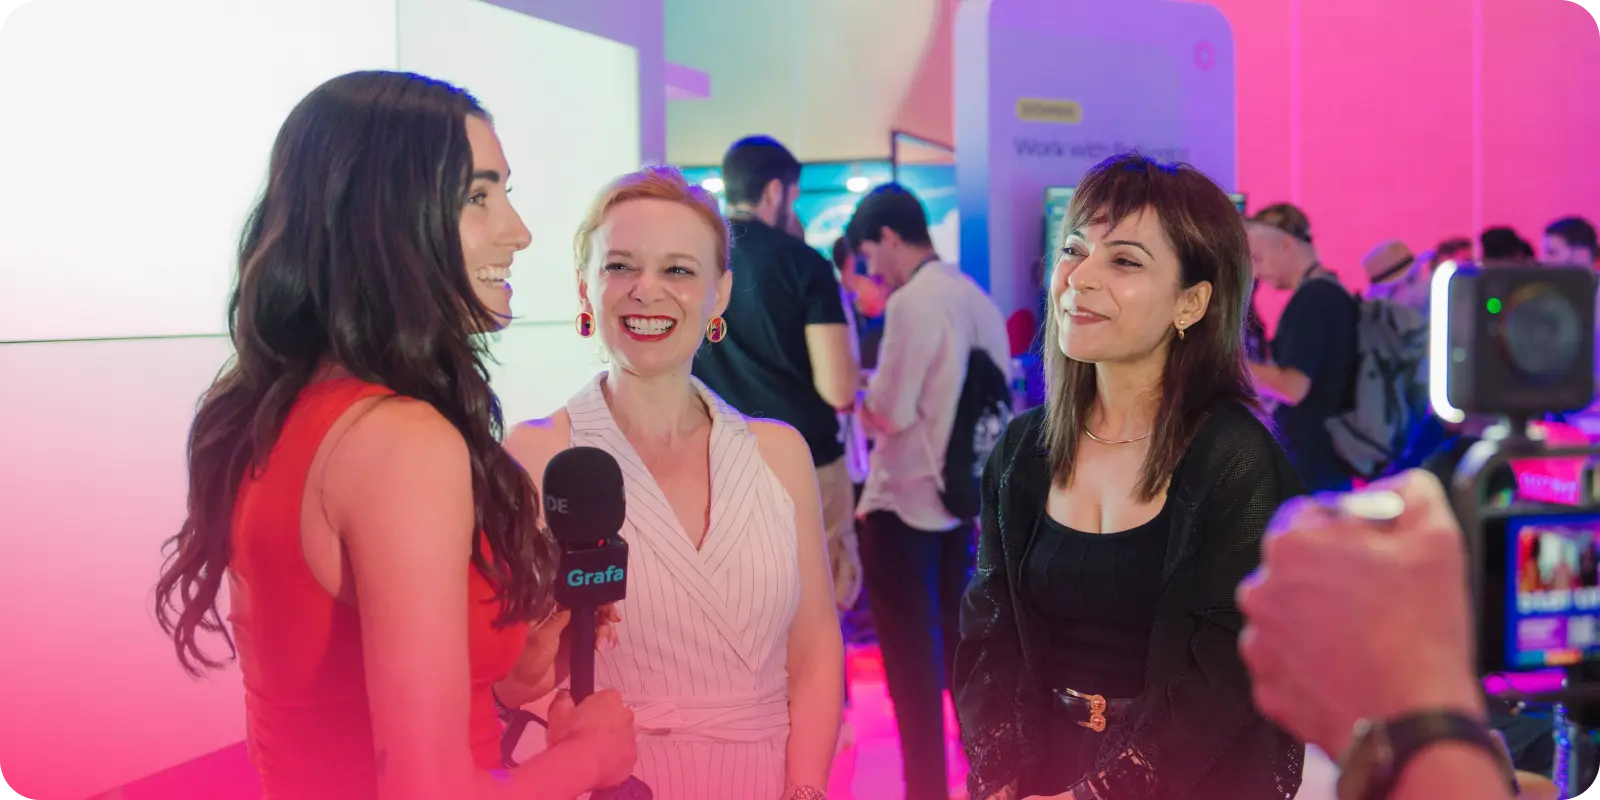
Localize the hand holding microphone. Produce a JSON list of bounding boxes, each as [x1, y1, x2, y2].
[[543, 447, 652, 800]]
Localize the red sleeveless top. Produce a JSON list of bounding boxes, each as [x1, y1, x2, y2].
[[227, 378, 529, 799]]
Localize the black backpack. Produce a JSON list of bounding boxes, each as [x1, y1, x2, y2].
[[941, 349, 1014, 520]]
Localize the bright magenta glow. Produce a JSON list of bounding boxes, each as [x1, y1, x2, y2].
[[1198, 0, 1600, 331]]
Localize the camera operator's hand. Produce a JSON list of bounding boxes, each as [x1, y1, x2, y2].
[[1237, 469, 1486, 756]]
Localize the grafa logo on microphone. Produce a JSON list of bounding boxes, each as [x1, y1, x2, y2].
[[568, 566, 625, 587]]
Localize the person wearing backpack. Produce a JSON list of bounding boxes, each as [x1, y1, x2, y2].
[[1245, 204, 1361, 491], [1358, 240, 1444, 475], [847, 183, 1012, 800]]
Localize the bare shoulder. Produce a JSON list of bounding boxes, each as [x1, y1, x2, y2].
[[331, 396, 469, 476], [748, 418, 816, 490], [320, 396, 473, 536], [503, 409, 573, 487], [749, 418, 809, 464]]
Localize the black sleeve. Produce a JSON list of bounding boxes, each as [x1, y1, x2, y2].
[[1274, 282, 1354, 379], [954, 420, 1038, 799], [797, 246, 848, 326], [1084, 420, 1308, 798]]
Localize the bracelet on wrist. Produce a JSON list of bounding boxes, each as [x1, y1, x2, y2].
[[782, 785, 827, 800]]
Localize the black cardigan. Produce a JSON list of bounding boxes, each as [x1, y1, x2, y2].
[[954, 404, 1306, 799]]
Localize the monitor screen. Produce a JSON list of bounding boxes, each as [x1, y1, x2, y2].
[[1042, 186, 1076, 282], [1506, 513, 1600, 669]]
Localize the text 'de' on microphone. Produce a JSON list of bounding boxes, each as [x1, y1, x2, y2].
[[542, 446, 651, 800]]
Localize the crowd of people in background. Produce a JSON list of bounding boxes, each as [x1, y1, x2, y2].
[[154, 67, 1595, 800]]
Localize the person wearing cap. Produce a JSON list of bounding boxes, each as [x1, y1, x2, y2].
[[1245, 203, 1360, 492], [1363, 239, 1430, 318]]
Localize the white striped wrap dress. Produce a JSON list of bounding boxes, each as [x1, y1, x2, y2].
[[565, 373, 801, 800]]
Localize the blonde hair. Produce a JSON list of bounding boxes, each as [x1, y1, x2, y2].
[[573, 164, 731, 275]]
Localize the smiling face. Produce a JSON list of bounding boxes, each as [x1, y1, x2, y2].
[[1052, 207, 1211, 366], [580, 198, 730, 378], [460, 115, 532, 327]]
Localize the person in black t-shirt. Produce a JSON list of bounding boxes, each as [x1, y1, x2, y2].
[[692, 136, 862, 608], [1245, 203, 1358, 492]]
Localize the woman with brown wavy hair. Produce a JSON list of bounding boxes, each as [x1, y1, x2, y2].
[[152, 71, 634, 800], [954, 153, 1305, 800]]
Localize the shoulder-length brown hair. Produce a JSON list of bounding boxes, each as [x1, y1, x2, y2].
[[1042, 153, 1259, 500]]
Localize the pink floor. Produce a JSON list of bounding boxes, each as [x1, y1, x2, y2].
[[95, 639, 1418, 800], [105, 643, 955, 800], [829, 644, 970, 800]]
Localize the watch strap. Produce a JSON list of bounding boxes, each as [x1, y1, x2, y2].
[[1369, 710, 1514, 800]]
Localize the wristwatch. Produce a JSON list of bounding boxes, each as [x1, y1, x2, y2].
[[1335, 709, 1517, 800]]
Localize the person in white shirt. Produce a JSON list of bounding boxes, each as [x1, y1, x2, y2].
[[846, 183, 1011, 800]]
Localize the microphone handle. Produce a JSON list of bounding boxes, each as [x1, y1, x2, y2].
[[569, 602, 597, 703], [566, 605, 651, 798], [593, 777, 653, 800]]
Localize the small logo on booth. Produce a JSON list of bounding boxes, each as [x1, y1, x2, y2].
[[1015, 98, 1083, 125], [568, 566, 625, 587], [1195, 41, 1215, 71]]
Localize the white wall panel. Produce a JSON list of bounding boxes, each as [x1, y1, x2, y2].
[[0, 0, 399, 342], [0, 336, 243, 799], [398, 0, 641, 326]]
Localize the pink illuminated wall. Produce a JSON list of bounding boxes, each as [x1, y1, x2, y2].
[[1190, 0, 1600, 327], [890, 0, 960, 148]]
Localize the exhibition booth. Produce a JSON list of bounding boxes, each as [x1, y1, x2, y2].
[[1, 0, 1599, 797]]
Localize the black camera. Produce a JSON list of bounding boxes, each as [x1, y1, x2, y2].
[[1439, 262, 1596, 417], [1437, 263, 1599, 676]]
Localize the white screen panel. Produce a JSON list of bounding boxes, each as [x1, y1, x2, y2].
[[398, 0, 641, 325], [486, 322, 607, 428], [0, 0, 399, 342], [0, 337, 243, 799]]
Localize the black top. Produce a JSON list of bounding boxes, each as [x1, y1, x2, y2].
[[1028, 505, 1170, 698], [1271, 274, 1358, 491], [955, 404, 1308, 800], [692, 218, 849, 466]]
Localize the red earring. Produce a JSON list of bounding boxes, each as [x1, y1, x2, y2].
[[705, 316, 727, 343], [575, 311, 595, 338]]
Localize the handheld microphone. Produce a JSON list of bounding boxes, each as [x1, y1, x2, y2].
[[542, 446, 651, 800]]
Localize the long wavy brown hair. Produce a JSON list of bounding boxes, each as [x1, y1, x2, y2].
[[1041, 153, 1260, 501], [154, 71, 558, 676]]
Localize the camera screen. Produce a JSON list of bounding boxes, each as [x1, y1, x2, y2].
[[1507, 514, 1600, 669]]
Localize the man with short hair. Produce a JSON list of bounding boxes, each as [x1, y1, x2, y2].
[[847, 182, 1011, 800], [692, 136, 861, 612], [1246, 203, 1359, 492], [1482, 227, 1536, 263], [1545, 216, 1597, 268]]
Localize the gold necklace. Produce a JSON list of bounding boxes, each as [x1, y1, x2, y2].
[[1084, 428, 1151, 445]]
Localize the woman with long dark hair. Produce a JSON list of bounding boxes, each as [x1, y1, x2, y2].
[[153, 70, 635, 799], [954, 153, 1305, 799]]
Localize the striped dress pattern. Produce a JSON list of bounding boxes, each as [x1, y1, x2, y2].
[[565, 373, 801, 800]]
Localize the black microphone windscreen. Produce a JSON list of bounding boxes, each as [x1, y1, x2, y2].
[[542, 446, 626, 544]]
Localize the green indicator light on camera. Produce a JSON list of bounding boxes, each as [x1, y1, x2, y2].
[[1487, 298, 1503, 314]]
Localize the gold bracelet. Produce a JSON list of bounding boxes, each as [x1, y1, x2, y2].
[[783, 785, 827, 800]]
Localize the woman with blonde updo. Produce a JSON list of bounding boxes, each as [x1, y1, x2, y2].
[[505, 166, 843, 800]]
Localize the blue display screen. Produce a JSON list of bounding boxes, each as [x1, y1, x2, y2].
[[1506, 514, 1600, 669]]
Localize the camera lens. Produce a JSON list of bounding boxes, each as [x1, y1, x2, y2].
[[1501, 286, 1582, 381]]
